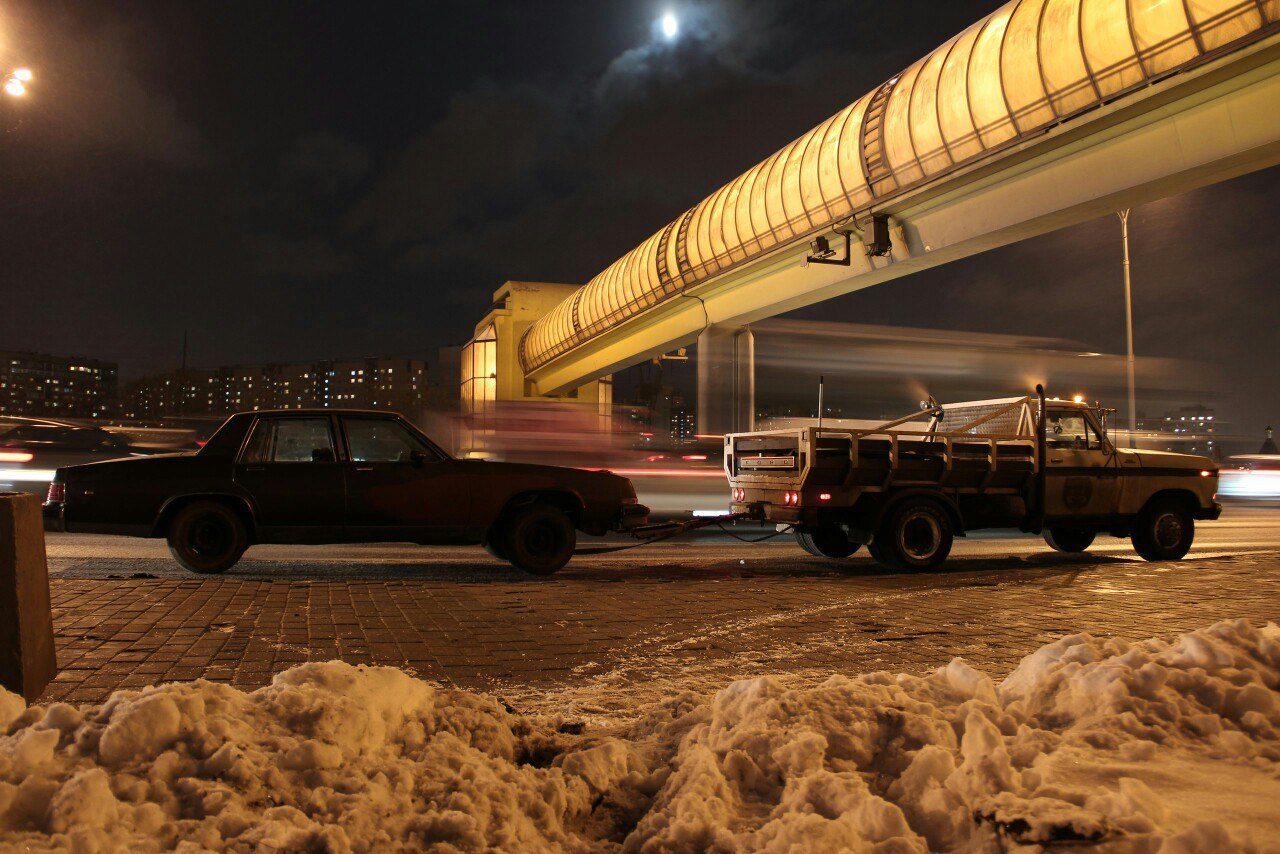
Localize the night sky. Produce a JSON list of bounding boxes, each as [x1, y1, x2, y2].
[[1, 1, 1276, 436]]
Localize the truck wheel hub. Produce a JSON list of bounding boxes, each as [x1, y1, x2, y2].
[[900, 513, 941, 559], [1154, 513, 1183, 548]]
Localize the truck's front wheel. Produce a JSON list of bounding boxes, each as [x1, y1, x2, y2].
[[795, 527, 860, 559], [1044, 527, 1095, 553], [1132, 500, 1194, 561], [872, 499, 953, 571]]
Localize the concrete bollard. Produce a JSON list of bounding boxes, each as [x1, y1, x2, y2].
[[0, 493, 57, 700]]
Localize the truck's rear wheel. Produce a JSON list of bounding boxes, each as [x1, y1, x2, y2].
[[795, 527, 860, 559], [872, 499, 953, 571], [1044, 527, 1095, 553], [496, 503, 576, 575], [167, 501, 248, 574], [1132, 500, 1194, 561]]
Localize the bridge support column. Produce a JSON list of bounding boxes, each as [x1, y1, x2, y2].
[[697, 325, 754, 436]]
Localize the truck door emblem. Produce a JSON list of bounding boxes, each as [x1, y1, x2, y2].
[[1063, 477, 1092, 509]]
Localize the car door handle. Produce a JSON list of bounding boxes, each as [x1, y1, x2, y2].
[[1050, 457, 1063, 464], [244, 466, 264, 473], [354, 465, 374, 472]]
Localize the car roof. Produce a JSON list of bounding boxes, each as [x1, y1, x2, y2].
[[235, 408, 402, 418]]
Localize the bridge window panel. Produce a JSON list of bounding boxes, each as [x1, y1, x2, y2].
[[1264, 0, 1279, 25], [720, 171, 750, 264], [834, 93, 875, 210], [597, 256, 623, 323], [968, 8, 1019, 149], [688, 196, 719, 280], [729, 162, 761, 259], [1130, 0, 1198, 75], [882, 60, 926, 187], [1040, 0, 1099, 115], [1081, 0, 1144, 96], [1186, 0, 1261, 50], [1002, 0, 1057, 131], [705, 183, 732, 266], [611, 246, 638, 318], [635, 230, 664, 307], [760, 143, 796, 247], [629, 240, 657, 310], [938, 24, 985, 161], [779, 136, 813, 238], [800, 112, 838, 222], [744, 157, 775, 257], [618, 244, 645, 313], [909, 45, 954, 176]]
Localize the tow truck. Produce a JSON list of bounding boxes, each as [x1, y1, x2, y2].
[[725, 387, 1221, 570]]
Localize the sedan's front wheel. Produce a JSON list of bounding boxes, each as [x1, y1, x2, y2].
[[497, 503, 576, 575], [167, 501, 249, 574]]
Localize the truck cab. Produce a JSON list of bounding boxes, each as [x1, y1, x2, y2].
[[725, 392, 1220, 570]]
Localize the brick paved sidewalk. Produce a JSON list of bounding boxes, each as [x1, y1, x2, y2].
[[38, 548, 1280, 718]]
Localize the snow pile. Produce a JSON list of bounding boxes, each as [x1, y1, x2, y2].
[[1, 620, 1278, 851]]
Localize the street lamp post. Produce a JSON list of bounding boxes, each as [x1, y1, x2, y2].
[[1118, 209, 1137, 449]]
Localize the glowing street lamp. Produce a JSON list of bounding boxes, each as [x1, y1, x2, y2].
[[4, 68, 33, 97]]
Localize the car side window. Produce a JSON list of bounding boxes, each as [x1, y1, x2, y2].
[[1046, 411, 1100, 450], [344, 418, 434, 463], [241, 418, 336, 463]]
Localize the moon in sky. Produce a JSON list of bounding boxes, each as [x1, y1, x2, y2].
[[661, 12, 678, 39]]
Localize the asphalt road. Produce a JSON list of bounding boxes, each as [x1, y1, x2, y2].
[[45, 502, 1280, 581]]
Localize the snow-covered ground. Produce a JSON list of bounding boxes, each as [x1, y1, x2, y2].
[[2, 620, 1278, 852]]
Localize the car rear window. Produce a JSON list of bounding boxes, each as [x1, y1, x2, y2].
[[241, 418, 336, 463]]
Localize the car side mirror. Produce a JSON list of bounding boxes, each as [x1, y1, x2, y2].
[[312, 447, 335, 463], [410, 449, 434, 465]]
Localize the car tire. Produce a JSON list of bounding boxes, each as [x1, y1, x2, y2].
[[498, 503, 576, 575], [1044, 527, 1095, 553], [483, 539, 509, 561], [795, 527, 860, 558], [1131, 499, 1194, 561], [871, 498, 953, 571], [167, 501, 249, 574]]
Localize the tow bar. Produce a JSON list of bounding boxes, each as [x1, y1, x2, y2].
[[575, 512, 787, 555]]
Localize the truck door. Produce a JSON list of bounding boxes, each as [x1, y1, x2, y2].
[[1043, 408, 1120, 519]]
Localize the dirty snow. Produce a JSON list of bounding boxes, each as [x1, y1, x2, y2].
[[2, 620, 1279, 851]]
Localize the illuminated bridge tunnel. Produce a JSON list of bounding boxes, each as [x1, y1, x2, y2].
[[475, 0, 1280, 427]]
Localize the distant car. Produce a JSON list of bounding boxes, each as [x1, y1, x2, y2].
[[0, 419, 140, 495], [44, 409, 649, 575], [1218, 454, 1280, 500]]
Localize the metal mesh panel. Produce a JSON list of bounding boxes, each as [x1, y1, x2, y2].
[[939, 402, 1029, 437]]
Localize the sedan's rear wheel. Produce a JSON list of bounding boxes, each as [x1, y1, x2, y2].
[[1044, 527, 1095, 553], [167, 501, 248, 574], [795, 527, 860, 558], [497, 503, 576, 575]]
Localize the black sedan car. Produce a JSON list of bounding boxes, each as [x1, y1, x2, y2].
[[44, 409, 648, 575]]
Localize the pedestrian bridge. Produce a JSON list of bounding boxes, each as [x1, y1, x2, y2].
[[512, 0, 1280, 396]]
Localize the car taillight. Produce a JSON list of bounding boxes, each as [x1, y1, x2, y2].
[[732, 488, 745, 502], [0, 450, 34, 463], [782, 491, 800, 505], [46, 482, 65, 502]]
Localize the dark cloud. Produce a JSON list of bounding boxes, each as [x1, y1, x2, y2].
[[244, 234, 357, 278]]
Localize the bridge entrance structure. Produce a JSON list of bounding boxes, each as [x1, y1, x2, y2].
[[492, 0, 1280, 422]]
